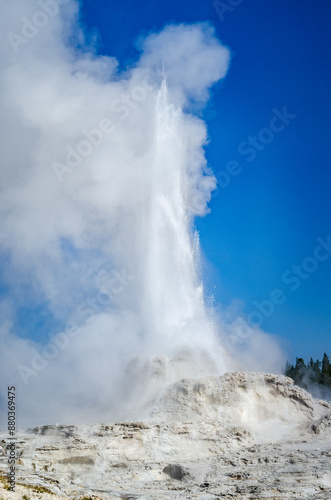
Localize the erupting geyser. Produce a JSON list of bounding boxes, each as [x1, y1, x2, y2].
[[118, 78, 230, 418]]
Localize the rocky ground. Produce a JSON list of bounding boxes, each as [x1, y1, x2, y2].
[[1, 372, 331, 499]]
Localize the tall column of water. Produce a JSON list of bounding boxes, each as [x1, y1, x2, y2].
[[141, 79, 216, 356]]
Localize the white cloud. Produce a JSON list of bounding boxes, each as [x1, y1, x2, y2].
[[137, 23, 230, 107]]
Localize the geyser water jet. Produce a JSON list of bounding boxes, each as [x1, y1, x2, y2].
[[142, 79, 213, 348], [121, 79, 229, 414]]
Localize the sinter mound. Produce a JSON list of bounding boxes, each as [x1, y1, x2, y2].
[[1, 371, 330, 500]]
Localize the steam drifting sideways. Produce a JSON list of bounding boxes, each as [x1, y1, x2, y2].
[[0, 1, 282, 427]]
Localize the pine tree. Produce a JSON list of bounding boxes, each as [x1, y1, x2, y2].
[[285, 361, 295, 380], [321, 353, 331, 388], [294, 357, 306, 383]]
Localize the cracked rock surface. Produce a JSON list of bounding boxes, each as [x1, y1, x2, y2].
[[1, 372, 330, 499]]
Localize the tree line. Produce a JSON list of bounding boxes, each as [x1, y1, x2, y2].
[[285, 353, 331, 395]]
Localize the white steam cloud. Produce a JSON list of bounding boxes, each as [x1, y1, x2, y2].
[[0, 0, 285, 427]]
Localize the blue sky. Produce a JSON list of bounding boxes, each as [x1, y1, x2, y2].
[[78, 0, 331, 362]]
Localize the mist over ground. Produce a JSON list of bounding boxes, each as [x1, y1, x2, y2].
[[0, 0, 286, 427]]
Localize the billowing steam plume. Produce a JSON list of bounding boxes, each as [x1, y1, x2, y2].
[[0, 0, 285, 427]]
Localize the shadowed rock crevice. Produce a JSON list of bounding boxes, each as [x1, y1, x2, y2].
[[163, 464, 188, 480]]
